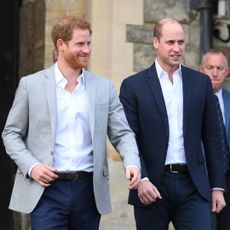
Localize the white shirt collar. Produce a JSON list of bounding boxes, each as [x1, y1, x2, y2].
[[155, 58, 182, 80], [215, 88, 223, 99], [54, 63, 86, 88]]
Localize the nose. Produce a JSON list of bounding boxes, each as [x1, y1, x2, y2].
[[173, 43, 180, 52], [212, 67, 218, 77], [82, 44, 91, 53]]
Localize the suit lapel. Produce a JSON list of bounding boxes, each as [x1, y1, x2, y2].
[[44, 65, 57, 143], [144, 65, 191, 138], [144, 64, 169, 139], [85, 71, 96, 140], [181, 67, 192, 136]]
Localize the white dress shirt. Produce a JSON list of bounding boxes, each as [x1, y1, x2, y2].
[[155, 59, 186, 165], [52, 63, 93, 172]]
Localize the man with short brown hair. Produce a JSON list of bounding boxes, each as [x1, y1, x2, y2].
[[120, 18, 225, 230]]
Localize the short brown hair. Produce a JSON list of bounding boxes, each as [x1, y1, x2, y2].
[[153, 18, 183, 40], [51, 15, 92, 49]]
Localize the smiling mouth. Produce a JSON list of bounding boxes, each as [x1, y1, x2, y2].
[[80, 56, 89, 60]]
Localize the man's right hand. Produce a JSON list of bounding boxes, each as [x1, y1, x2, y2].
[[31, 163, 58, 187], [138, 180, 162, 205]]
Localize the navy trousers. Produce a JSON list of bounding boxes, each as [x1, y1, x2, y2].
[[134, 171, 211, 230], [30, 176, 101, 230]]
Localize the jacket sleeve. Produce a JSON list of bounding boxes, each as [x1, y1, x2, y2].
[[2, 78, 40, 176], [119, 78, 148, 178]]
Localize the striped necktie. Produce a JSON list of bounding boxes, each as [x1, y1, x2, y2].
[[214, 95, 230, 173]]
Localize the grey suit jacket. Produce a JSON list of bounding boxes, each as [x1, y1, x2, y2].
[[2, 65, 140, 214]]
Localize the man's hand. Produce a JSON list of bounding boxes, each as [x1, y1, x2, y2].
[[138, 180, 162, 205], [126, 166, 141, 189], [211, 190, 226, 213], [31, 163, 58, 187]]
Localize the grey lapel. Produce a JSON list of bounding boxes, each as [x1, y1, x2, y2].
[[85, 71, 96, 140], [44, 65, 57, 143]]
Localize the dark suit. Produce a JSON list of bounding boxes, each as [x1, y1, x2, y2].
[[223, 89, 230, 162], [215, 89, 230, 230], [120, 63, 225, 230]]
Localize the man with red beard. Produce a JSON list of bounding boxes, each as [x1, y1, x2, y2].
[[120, 18, 225, 230], [2, 16, 141, 230]]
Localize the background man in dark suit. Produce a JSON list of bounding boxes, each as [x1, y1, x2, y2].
[[200, 49, 230, 230], [120, 18, 226, 230]]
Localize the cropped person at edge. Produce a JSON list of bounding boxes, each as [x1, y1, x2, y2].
[[200, 49, 230, 230]]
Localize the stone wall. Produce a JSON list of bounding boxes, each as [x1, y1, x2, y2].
[[126, 0, 200, 72], [126, 0, 230, 85], [18, 0, 230, 85], [44, 0, 88, 67]]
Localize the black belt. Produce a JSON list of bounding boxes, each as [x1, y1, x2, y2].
[[55, 171, 93, 181], [164, 164, 188, 174]]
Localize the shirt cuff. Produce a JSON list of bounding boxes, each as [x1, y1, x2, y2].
[[126, 165, 140, 170], [141, 177, 149, 181], [211, 187, 225, 191], [27, 162, 41, 177]]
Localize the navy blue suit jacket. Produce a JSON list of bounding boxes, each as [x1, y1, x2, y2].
[[120, 63, 225, 207], [223, 89, 230, 148], [223, 89, 230, 176]]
